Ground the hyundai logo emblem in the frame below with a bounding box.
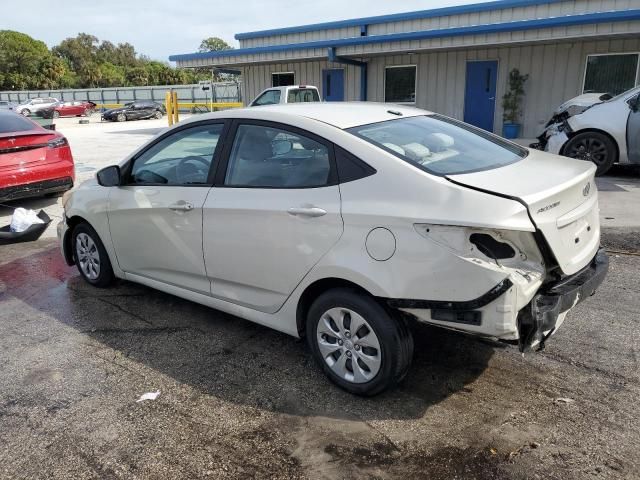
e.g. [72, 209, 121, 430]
[583, 182, 591, 197]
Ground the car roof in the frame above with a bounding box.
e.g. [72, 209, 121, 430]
[185, 102, 431, 129]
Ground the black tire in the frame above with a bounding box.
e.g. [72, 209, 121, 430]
[306, 288, 413, 396]
[563, 131, 617, 176]
[71, 222, 115, 288]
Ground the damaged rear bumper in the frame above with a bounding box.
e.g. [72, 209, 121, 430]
[518, 248, 609, 351]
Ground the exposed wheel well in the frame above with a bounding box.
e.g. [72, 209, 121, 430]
[563, 128, 620, 162]
[62, 215, 90, 265]
[295, 278, 375, 337]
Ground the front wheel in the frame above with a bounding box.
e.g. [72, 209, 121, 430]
[154, 111, 163, 119]
[563, 131, 616, 176]
[52, 111, 60, 119]
[72, 223, 115, 288]
[116, 113, 126, 122]
[306, 288, 413, 396]
[21, 109, 30, 116]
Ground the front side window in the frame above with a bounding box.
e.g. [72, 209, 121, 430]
[287, 88, 320, 103]
[584, 54, 639, 95]
[130, 123, 223, 185]
[272, 72, 295, 87]
[385, 66, 416, 103]
[253, 90, 281, 106]
[225, 124, 330, 188]
[348, 115, 526, 176]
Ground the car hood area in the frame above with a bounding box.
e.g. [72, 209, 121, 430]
[553, 92, 609, 115]
[447, 150, 599, 276]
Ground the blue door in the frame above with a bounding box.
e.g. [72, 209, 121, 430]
[322, 69, 344, 101]
[464, 61, 498, 132]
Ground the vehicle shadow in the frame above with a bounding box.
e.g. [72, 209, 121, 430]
[0, 241, 499, 421]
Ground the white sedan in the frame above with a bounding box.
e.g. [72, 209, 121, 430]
[58, 103, 608, 395]
[536, 86, 640, 175]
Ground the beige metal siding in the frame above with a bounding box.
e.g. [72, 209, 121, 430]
[241, 61, 361, 105]
[237, 0, 640, 49]
[367, 37, 640, 137]
[337, 20, 640, 57]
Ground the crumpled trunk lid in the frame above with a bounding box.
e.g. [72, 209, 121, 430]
[447, 150, 600, 275]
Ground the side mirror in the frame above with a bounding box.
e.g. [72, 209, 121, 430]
[272, 139, 293, 156]
[97, 165, 121, 187]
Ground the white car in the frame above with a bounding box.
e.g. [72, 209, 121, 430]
[14, 97, 60, 116]
[535, 86, 640, 175]
[249, 85, 320, 106]
[58, 103, 608, 395]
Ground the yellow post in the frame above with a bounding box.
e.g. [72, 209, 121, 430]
[172, 91, 179, 124]
[165, 91, 173, 127]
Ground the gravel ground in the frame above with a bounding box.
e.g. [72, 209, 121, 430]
[0, 228, 639, 480]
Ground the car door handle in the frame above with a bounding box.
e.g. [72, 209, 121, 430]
[169, 201, 194, 212]
[287, 207, 327, 217]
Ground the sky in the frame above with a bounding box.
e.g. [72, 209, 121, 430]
[0, 0, 480, 62]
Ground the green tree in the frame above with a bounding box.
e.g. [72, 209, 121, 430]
[198, 37, 233, 53]
[0, 30, 64, 89]
[97, 62, 126, 87]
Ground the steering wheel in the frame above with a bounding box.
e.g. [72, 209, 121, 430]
[176, 156, 210, 184]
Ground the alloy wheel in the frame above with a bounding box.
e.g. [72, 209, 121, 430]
[316, 307, 382, 383]
[566, 137, 609, 166]
[76, 233, 100, 280]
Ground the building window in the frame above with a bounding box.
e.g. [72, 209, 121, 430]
[384, 65, 416, 103]
[272, 72, 295, 87]
[583, 54, 639, 95]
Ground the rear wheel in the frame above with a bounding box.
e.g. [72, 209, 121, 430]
[154, 111, 163, 119]
[116, 113, 126, 122]
[72, 223, 115, 288]
[563, 131, 616, 176]
[306, 288, 413, 396]
[84, 108, 94, 116]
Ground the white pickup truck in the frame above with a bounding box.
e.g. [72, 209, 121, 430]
[249, 85, 320, 107]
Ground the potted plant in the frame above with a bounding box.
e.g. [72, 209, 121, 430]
[502, 68, 529, 139]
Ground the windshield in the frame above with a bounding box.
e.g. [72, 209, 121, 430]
[609, 85, 640, 103]
[348, 115, 527, 176]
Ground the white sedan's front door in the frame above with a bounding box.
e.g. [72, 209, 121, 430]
[108, 122, 225, 294]
[203, 121, 343, 313]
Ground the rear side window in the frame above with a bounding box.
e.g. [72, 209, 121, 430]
[253, 90, 281, 106]
[287, 89, 320, 103]
[0, 112, 37, 133]
[348, 115, 526, 176]
[335, 146, 376, 183]
[224, 124, 331, 188]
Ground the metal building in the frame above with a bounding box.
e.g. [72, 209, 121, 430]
[170, 0, 640, 137]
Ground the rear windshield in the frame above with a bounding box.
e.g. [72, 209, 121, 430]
[0, 112, 37, 134]
[287, 88, 320, 103]
[347, 114, 527, 176]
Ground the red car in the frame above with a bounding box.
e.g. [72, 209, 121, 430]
[0, 110, 75, 202]
[38, 101, 96, 119]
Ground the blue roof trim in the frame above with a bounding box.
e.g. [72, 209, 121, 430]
[234, 0, 565, 40]
[170, 10, 640, 63]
